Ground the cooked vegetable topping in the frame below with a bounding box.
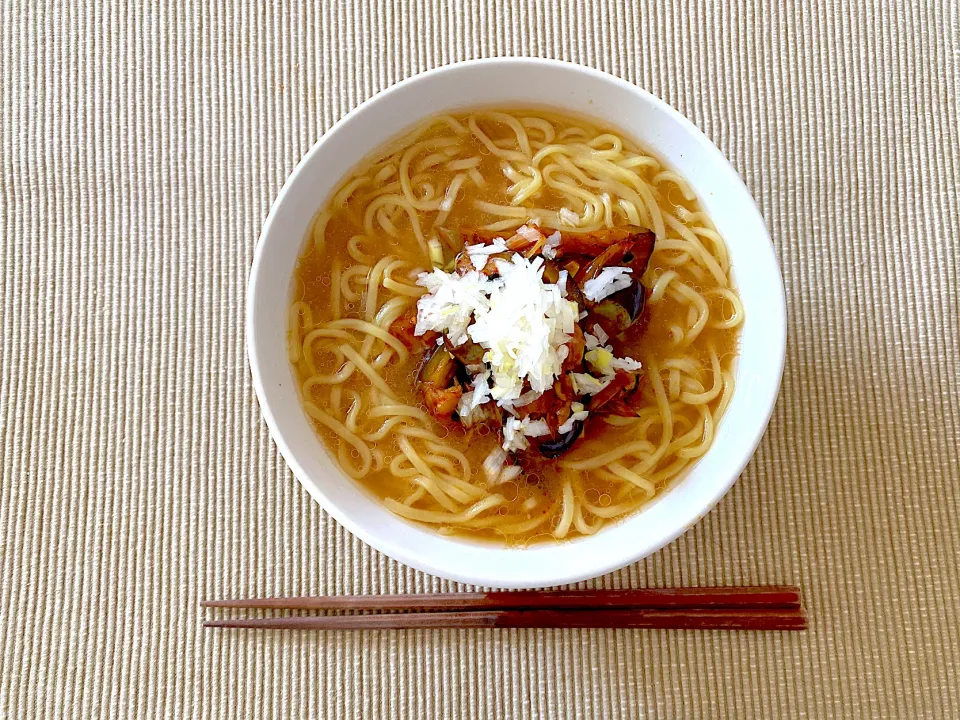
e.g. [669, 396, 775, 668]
[396, 225, 657, 457]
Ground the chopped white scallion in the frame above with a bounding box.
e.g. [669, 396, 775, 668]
[570, 372, 612, 396]
[582, 266, 633, 302]
[522, 419, 551, 437]
[467, 238, 508, 257]
[502, 417, 529, 452]
[610, 355, 643, 372]
[583, 344, 643, 387]
[542, 231, 562, 259]
[558, 407, 589, 434]
[501, 391, 539, 417]
[466, 253, 577, 401]
[516, 224, 543, 244]
[494, 465, 523, 485]
[559, 208, 579, 226]
[482, 446, 508, 481]
[502, 416, 552, 452]
[415, 268, 492, 346]
[585, 347, 615, 374]
[457, 371, 492, 421]
[466, 238, 507, 272]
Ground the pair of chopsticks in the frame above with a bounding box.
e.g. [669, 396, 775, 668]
[202, 586, 806, 631]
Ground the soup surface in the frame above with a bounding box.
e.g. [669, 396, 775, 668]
[289, 109, 743, 545]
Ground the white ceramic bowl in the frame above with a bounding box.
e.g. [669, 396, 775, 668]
[248, 58, 785, 588]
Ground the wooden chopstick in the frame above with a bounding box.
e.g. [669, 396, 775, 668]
[201, 586, 801, 612]
[204, 607, 807, 631]
[202, 586, 806, 632]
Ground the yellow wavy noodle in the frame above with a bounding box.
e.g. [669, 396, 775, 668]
[289, 109, 743, 545]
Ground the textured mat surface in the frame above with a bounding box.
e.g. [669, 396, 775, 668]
[2, 1, 959, 717]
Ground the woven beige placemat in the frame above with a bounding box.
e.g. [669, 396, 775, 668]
[2, 1, 959, 717]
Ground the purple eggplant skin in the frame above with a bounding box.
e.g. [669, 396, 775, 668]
[444, 336, 485, 366]
[591, 300, 632, 336]
[418, 344, 458, 387]
[612, 279, 646, 320]
[589, 279, 646, 337]
[538, 420, 585, 458]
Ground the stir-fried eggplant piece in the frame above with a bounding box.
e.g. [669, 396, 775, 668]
[601, 396, 645, 417]
[515, 387, 570, 434]
[576, 231, 656, 338]
[436, 227, 459, 253]
[621, 235, 657, 276]
[444, 336, 485, 366]
[563, 270, 589, 311]
[551, 374, 576, 433]
[612, 280, 646, 320]
[422, 384, 462, 419]
[389, 305, 438, 349]
[419, 345, 458, 385]
[513, 375, 577, 437]
[590, 300, 633, 337]
[589, 279, 648, 337]
[557, 228, 654, 258]
[609, 286, 653, 343]
[538, 420, 584, 458]
[540, 258, 561, 284]
[597, 370, 647, 416]
[589, 370, 642, 413]
[513, 388, 555, 421]
[574, 239, 634, 286]
[614, 371, 645, 415]
[418, 345, 463, 420]
[574, 232, 654, 283]
[573, 230, 656, 286]
[562, 324, 586, 372]
[616, 235, 655, 316]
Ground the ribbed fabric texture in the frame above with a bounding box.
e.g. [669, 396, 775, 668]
[2, 1, 959, 717]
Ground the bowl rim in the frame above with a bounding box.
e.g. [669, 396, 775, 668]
[247, 57, 786, 588]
